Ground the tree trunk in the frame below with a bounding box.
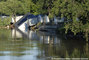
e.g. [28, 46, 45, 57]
[85, 29, 88, 42]
[13, 13, 16, 24]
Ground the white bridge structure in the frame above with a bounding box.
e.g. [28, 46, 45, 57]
[13, 13, 65, 32]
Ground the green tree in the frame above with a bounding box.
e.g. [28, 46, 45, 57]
[21, 0, 37, 15]
[0, 0, 24, 23]
[51, 0, 89, 41]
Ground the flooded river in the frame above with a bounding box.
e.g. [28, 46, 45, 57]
[0, 29, 89, 60]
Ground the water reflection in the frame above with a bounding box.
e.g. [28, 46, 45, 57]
[11, 28, 60, 45]
[11, 29, 22, 39]
[0, 29, 88, 60]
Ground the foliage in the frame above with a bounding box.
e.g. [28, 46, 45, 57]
[0, 16, 11, 26]
[0, 0, 89, 40]
[52, 0, 89, 40]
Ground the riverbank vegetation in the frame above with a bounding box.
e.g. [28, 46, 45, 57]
[0, 0, 89, 41]
[0, 16, 11, 28]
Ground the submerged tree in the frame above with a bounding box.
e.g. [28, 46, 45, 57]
[51, 0, 89, 41]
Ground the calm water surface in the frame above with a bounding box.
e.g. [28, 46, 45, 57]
[0, 29, 89, 60]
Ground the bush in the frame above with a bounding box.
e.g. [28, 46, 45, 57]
[0, 16, 11, 26]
